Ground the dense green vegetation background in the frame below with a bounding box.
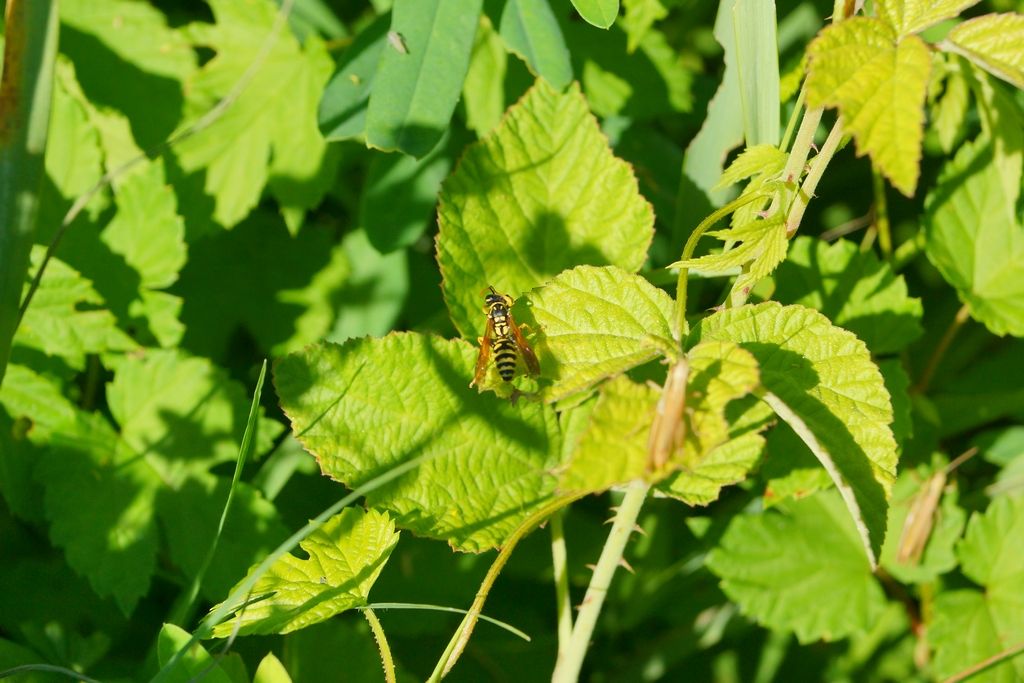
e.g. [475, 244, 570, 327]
[2, 0, 1024, 681]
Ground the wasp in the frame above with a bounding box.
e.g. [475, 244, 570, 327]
[470, 286, 540, 387]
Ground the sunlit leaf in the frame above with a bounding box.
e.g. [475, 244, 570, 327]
[275, 334, 561, 551]
[437, 80, 654, 337]
[175, 0, 336, 229]
[523, 265, 676, 402]
[806, 17, 931, 196]
[693, 302, 898, 564]
[944, 12, 1024, 90]
[211, 508, 398, 636]
[876, 0, 982, 37]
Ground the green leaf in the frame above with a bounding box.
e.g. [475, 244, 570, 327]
[680, 0, 744, 210]
[177, 215, 350, 359]
[714, 144, 788, 191]
[15, 248, 136, 369]
[558, 376, 656, 492]
[930, 590, 1024, 683]
[976, 426, 1024, 498]
[806, 17, 931, 196]
[707, 489, 888, 643]
[733, 0, 780, 146]
[559, 341, 762, 500]
[499, 0, 573, 89]
[876, 0, 982, 37]
[692, 302, 898, 565]
[59, 0, 197, 148]
[365, 0, 482, 157]
[524, 265, 676, 402]
[930, 496, 1024, 682]
[157, 623, 234, 683]
[571, 0, 620, 29]
[274, 334, 561, 551]
[773, 236, 923, 354]
[107, 349, 281, 487]
[361, 140, 452, 254]
[661, 430, 765, 506]
[158, 475, 289, 602]
[318, 13, 389, 141]
[35, 412, 160, 614]
[437, 80, 654, 338]
[932, 340, 1024, 437]
[462, 15, 507, 135]
[761, 422, 834, 507]
[254, 652, 292, 683]
[211, 508, 399, 637]
[944, 13, 1024, 90]
[174, 0, 336, 228]
[878, 461, 966, 584]
[925, 140, 1024, 337]
[621, 0, 668, 53]
[671, 215, 789, 298]
[930, 58, 971, 154]
[327, 228, 407, 342]
[565, 19, 693, 121]
[102, 160, 186, 292]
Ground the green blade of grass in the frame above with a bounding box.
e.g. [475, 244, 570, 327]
[167, 360, 269, 627]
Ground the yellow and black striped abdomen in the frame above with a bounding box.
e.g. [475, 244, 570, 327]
[493, 336, 518, 381]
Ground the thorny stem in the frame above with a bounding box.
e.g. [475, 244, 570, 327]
[363, 608, 397, 683]
[552, 358, 690, 682]
[550, 510, 574, 654]
[785, 118, 844, 237]
[429, 493, 586, 681]
[550, 481, 651, 683]
[913, 304, 971, 395]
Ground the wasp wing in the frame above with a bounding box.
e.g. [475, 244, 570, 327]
[470, 317, 495, 387]
[507, 312, 540, 377]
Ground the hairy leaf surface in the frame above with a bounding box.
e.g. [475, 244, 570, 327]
[692, 302, 898, 564]
[774, 237, 923, 353]
[211, 508, 398, 636]
[524, 265, 676, 402]
[437, 81, 654, 338]
[806, 17, 930, 195]
[275, 334, 561, 551]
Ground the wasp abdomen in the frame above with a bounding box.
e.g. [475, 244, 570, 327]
[493, 337, 518, 381]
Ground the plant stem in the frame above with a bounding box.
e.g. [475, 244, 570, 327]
[941, 640, 1024, 683]
[550, 510, 574, 653]
[785, 118, 844, 237]
[913, 303, 971, 394]
[872, 169, 892, 258]
[363, 608, 397, 683]
[674, 192, 767, 331]
[430, 494, 585, 681]
[551, 481, 651, 683]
